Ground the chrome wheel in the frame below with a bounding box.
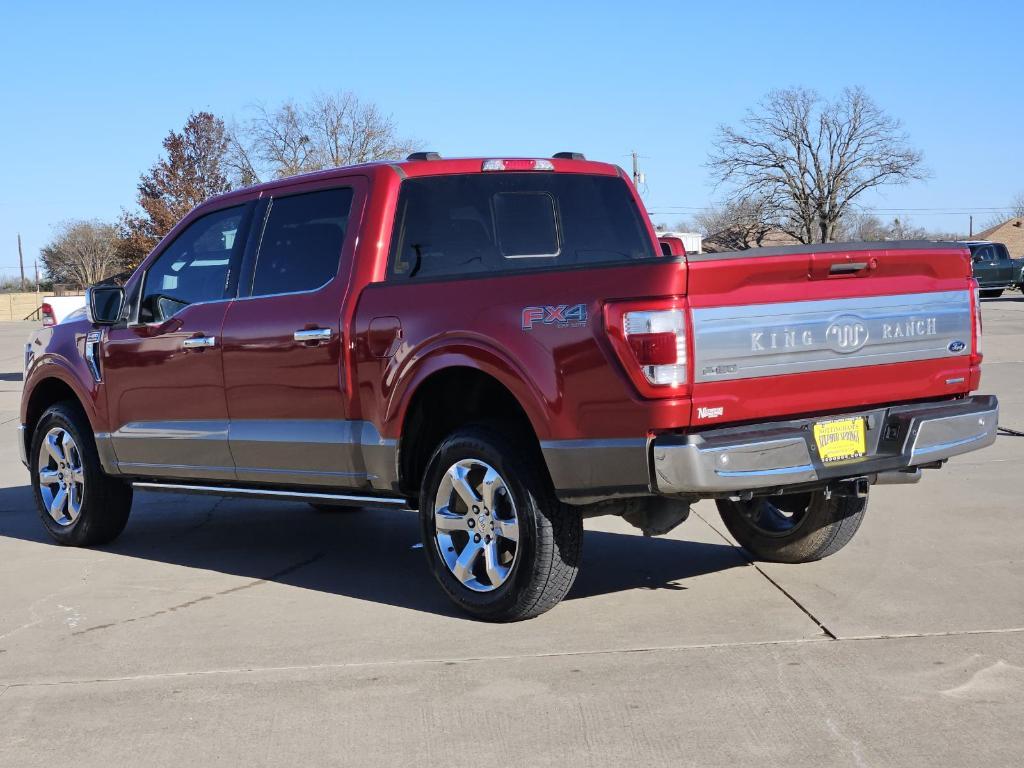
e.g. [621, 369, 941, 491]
[432, 459, 520, 592]
[737, 493, 812, 537]
[37, 427, 85, 527]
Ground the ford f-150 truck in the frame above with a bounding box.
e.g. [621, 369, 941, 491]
[19, 153, 999, 621]
[966, 240, 1018, 297]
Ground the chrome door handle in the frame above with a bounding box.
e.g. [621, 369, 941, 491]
[294, 328, 333, 342]
[182, 336, 216, 349]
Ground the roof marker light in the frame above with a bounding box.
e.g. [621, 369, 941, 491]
[481, 159, 555, 172]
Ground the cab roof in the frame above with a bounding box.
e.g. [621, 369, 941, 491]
[208, 156, 625, 206]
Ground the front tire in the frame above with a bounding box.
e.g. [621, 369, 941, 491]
[716, 490, 866, 564]
[979, 289, 1003, 298]
[30, 402, 133, 547]
[419, 426, 582, 621]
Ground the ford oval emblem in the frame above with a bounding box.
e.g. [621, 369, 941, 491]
[948, 340, 966, 353]
[824, 316, 869, 354]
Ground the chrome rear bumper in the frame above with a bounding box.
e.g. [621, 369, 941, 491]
[652, 395, 999, 495]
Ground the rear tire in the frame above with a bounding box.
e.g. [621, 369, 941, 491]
[30, 402, 133, 547]
[716, 490, 866, 564]
[979, 289, 1003, 298]
[419, 426, 581, 621]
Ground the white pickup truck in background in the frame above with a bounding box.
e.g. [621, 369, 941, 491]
[40, 295, 87, 326]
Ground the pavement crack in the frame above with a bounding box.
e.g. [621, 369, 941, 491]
[7, 628, 1024, 690]
[71, 552, 326, 637]
[694, 509, 838, 640]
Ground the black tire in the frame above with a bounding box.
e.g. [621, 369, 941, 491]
[30, 402, 133, 547]
[419, 426, 582, 621]
[716, 490, 866, 564]
[979, 289, 1003, 298]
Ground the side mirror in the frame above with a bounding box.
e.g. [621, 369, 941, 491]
[86, 285, 125, 325]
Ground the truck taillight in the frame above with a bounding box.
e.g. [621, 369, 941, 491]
[481, 159, 555, 172]
[970, 278, 983, 365]
[624, 310, 687, 386]
[605, 300, 690, 397]
[41, 302, 54, 327]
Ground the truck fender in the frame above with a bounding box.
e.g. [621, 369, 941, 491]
[384, 339, 554, 443]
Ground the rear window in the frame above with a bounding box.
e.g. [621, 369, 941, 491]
[388, 173, 657, 279]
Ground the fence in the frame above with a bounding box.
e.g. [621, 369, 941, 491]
[0, 292, 47, 321]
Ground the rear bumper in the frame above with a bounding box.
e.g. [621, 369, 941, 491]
[543, 395, 999, 503]
[651, 395, 998, 495]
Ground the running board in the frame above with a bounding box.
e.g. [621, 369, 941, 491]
[132, 482, 409, 508]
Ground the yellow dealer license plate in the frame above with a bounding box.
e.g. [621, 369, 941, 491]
[813, 418, 866, 463]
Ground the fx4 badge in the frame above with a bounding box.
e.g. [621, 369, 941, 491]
[521, 304, 588, 330]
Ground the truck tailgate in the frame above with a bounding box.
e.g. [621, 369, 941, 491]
[685, 243, 977, 426]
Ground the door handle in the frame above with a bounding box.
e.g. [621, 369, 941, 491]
[294, 328, 333, 343]
[182, 336, 216, 350]
[829, 261, 869, 274]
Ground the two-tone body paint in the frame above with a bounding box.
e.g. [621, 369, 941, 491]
[21, 156, 983, 489]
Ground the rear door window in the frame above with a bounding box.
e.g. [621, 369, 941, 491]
[250, 187, 354, 297]
[389, 173, 656, 279]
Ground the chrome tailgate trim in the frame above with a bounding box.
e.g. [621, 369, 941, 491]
[692, 290, 972, 383]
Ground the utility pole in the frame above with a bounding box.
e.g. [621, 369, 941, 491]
[17, 233, 25, 289]
[631, 151, 640, 188]
[969, 215, 973, 238]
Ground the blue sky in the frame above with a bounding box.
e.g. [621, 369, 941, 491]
[1, 0, 1022, 275]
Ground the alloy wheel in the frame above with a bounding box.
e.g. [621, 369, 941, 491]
[432, 459, 520, 592]
[37, 427, 85, 527]
[739, 493, 812, 537]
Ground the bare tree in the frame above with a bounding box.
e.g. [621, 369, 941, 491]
[1010, 192, 1024, 219]
[840, 212, 930, 242]
[653, 219, 694, 233]
[41, 220, 125, 287]
[708, 87, 927, 244]
[695, 196, 780, 251]
[227, 91, 418, 183]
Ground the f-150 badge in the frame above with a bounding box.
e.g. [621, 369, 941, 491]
[521, 304, 588, 330]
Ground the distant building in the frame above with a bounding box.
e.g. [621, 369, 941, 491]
[974, 217, 1024, 258]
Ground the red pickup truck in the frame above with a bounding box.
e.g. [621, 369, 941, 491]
[20, 154, 999, 621]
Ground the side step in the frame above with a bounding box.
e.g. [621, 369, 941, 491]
[132, 482, 409, 508]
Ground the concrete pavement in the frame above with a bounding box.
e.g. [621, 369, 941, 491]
[1, 297, 1023, 767]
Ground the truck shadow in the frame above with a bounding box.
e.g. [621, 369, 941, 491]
[982, 292, 1024, 303]
[0, 485, 745, 619]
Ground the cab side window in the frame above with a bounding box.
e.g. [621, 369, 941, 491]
[140, 206, 246, 322]
[973, 245, 995, 262]
[250, 188, 354, 297]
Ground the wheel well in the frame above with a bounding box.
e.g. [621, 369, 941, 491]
[398, 367, 543, 500]
[24, 378, 84, 450]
